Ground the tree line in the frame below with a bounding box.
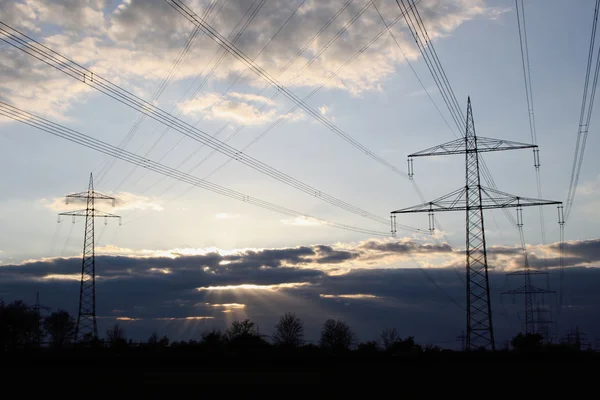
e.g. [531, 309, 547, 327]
[0, 298, 592, 354]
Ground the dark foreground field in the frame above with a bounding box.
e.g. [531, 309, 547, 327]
[3, 351, 599, 385]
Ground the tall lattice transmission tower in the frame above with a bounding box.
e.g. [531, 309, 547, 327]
[58, 173, 120, 342]
[391, 97, 562, 350]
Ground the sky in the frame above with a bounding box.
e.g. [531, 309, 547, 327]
[0, 0, 599, 348]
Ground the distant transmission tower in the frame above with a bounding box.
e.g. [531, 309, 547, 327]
[502, 253, 555, 339]
[391, 97, 562, 350]
[58, 173, 121, 342]
[29, 292, 51, 347]
[533, 301, 556, 342]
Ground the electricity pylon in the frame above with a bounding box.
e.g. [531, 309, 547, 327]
[29, 292, 51, 347]
[502, 253, 555, 337]
[58, 173, 120, 342]
[391, 97, 562, 351]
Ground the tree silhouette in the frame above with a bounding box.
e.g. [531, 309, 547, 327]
[387, 336, 422, 355]
[226, 319, 269, 352]
[379, 327, 400, 351]
[106, 323, 127, 348]
[148, 331, 169, 348]
[319, 319, 356, 353]
[357, 340, 379, 354]
[511, 332, 543, 352]
[0, 300, 41, 350]
[44, 310, 75, 348]
[272, 312, 304, 348]
[226, 319, 259, 340]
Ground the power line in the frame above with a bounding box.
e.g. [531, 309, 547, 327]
[0, 21, 403, 229]
[130, 0, 386, 203]
[0, 100, 410, 237]
[370, 0, 456, 137]
[111, 0, 266, 191]
[397, 0, 520, 231]
[514, 0, 549, 263]
[95, 0, 223, 185]
[564, 0, 600, 221]
[121, 0, 311, 199]
[164, 0, 413, 179]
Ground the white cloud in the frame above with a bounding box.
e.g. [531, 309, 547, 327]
[577, 174, 600, 196]
[178, 92, 279, 125]
[319, 105, 329, 115]
[320, 293, 381, 299]
[280, 216, 325, 226]
[196, 282, 312, 291]
[0, 0, 507, 119]
[215, 213, 240, 219]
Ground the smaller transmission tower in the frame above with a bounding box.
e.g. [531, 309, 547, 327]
[501, 253, 555, 338]
[58, 173, 120, 342]
[29, 292, 51, 347]
[391, 97, 562, 351]
[533, 301, 555, 342]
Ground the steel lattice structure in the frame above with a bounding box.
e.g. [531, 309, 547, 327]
[392, 97, 562, 351]
[58, 173, 120, 342]
[502, 256, 555, 338]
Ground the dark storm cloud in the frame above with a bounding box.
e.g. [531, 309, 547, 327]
[549, 238, 600, 262]
[524, 254, 584, 270]
[2, 252, 600, 347]
[222, 246, 315, 269]
[358, 240, 453, 254]
[313, 245, 359, 264]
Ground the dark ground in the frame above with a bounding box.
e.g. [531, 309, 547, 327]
[3, 351, 598, 385]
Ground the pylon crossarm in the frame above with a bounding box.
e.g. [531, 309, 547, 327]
[409, 137, 536, 158]
[58, 209, 121, 218]
[391, 188, 466, 213]
[480, 186, 562, 209]
[506, 269, 549, 276]
[474, 137, 537, 153]
[502, 286, 556, 295]
[66, 191, 116, 202]
[409, 138, 466, 157]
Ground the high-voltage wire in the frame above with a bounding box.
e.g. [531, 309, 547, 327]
[0, 22, 399, 228]
[122, 0, 312, 197]
[96, 0, 223, 185]
[165, 0, 414, 179]
[119, 0, 430, 224]
[515, 0, 548, 264]
[112, 0, 266, 192]
[0, 101, 415, 236]
[134, 0, 388, 202]
[565, 0, 600, 221]
[397, 0, 519, 230]
[128, 0, 437, 225]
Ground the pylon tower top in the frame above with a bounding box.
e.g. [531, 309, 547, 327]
[391, 97, 562, 351]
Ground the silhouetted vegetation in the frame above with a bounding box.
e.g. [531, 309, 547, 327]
[272, 312, 304, 349]
[1, 297, 598, 366]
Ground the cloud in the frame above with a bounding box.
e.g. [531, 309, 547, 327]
[177, 92, 279, 125]
[154, 316, 214, 321]
[196, 282, 313, 291]
[0, 0, 509, 119]
[2, 234, 600, 345]
[320, 293, 381, 299]
[206, 303, 246, 309]
[215, 213, 240, 220]
[280, 216, 325, 226]
[577, 174, 600, 196]
[548, 238, 600, 263]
